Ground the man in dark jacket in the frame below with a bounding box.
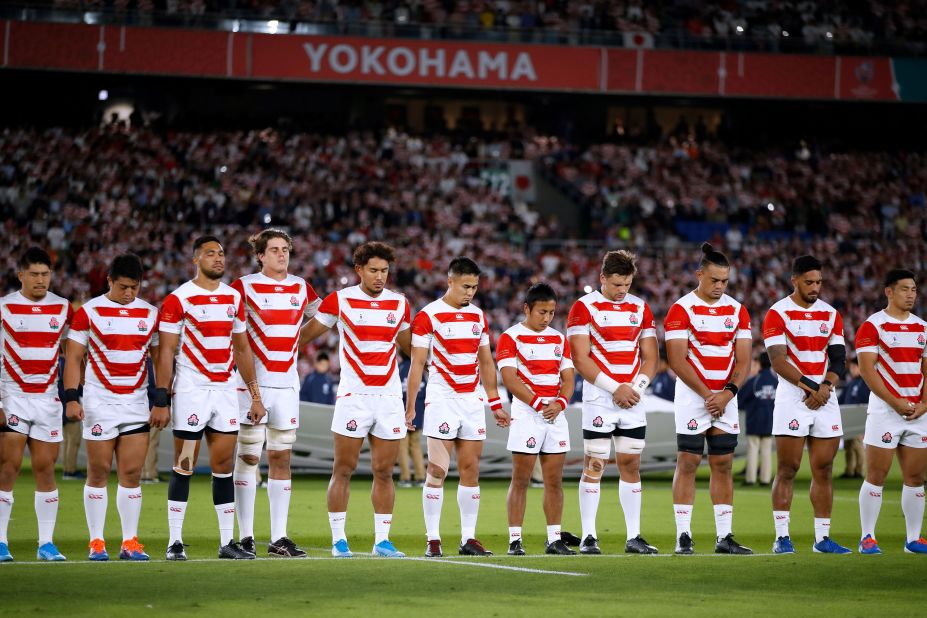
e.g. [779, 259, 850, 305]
[837, 358, 869, 478]
[738, 353, 776, 486]
[300, 352, 335, 405]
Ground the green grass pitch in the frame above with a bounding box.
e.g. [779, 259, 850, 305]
[2, 455, 925, 616]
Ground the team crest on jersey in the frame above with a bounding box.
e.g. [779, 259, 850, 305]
[91, 424, 103, 437]
[49, 316, 60, 330]
[526, 437, 537, 448]
[592, 416, 604, 428]
[882, 432, 892, 444]
[819, 323, 829, 335]
[137, 320, 148, 332]
[723, 317, 734, 330]
[438, 422, 450, 435]
[226, 306, 235, 318]
[687, 419, 698, 431]
[386, 312, 397, 325]
[788, 419, 800, 431]
[554, 345, 562, 358]
[472, 323, 480, 336]
[290, 295, 299, 307]
[187, 414, 200, 427]
[919, 334, 926, 346]
[6, 414, 19, 427]
[629, 313, 639, 325]
[346, 419, 358, 432]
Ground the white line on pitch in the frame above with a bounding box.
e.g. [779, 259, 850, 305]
[406, 556, 586, 576]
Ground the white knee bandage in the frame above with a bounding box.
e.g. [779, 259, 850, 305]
[237, 423, 266, 459]
[583, 438, 611, 479]
[174, 439, 198, 474]
[613, 436, 646, 455]
[426, 437, 451, 485]
[266, 427, 297, 451]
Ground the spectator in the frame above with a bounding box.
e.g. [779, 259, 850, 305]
[738, 353, 776, 486]
[650, 351, 676, 402]
[58, 355, 84, 480]
[838, 357, 869, 479]
[141, 358, 163, 483]
[397, 354, 426, 487]
[300, 352, 336, 404]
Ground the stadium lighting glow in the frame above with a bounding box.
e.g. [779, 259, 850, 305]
[263, 214, 272, 224]
[219, 165, 228, 173]
[825, 32, 833, 39]
[735, 26, 744, 34]
[583, 285, 593, 293]
[268, 20, 279, 34]
[767, 202, 775, 211]
[98, 90, 108, 101]
[232, 20, 240, 33]
[340, 277, 349, 285]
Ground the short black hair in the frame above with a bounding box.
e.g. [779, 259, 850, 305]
[759, 352, 771, 370]
[699, 242, 730, 269]
[525, 283, 557, 309]
[885, 268, 916, 288]
[601, 250, 637, 277]
[448, 257, 482, 277]
[193, 235, 222, 254]
[19, 247, 52, 270]
[353, 242, 395, 267]
[316, 351, 330, 363]
[792, 255, 822, 276]
[109, 253, 144, 282]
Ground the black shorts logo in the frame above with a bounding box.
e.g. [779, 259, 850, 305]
[346, 419, 358, 432]
[438, 422, 450, 435]
[91, 424, 103, 437]
[592, 416, 604, 428]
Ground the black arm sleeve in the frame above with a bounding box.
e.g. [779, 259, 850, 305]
[827, 344, 846, 379]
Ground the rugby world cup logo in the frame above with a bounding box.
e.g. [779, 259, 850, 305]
[438, 422, 450, 435]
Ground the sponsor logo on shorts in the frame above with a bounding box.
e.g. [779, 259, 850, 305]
[526, 437, 537, 448]
[819, 323, 829, 335]
[50, 430, 59, 438]
[882, 432, 893, 444]
[478, 428, 486, 435]
[687, 418, 698, 431]
[290, 417, 297, 425]
[922, 436, 927, 443]
[91, 424, 103, 437]
[723, 317, 734, 330]
[49, 317, 60, 330]
[471, 323, 480, 336]
[438, 422, 450, 435]
[788, 419, 800, 431]
[346, 419, 358, 432]
[226, 306, 235, 318]
[832, 425, 840, 431]
[559, 441, 567, 447]
[386, 312, 397, 325]
[137, 320, 148, 332]
[6, 414, 19, 426]
[187, 414, 200, 426]
[290, 295, 299, 307]
[592, 416, 604, 428]
[229, 418, 237, 426]
[393, 427, 401, 434]
[732, 423, 739, 430]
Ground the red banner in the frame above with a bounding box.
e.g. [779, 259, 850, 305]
[0, 20, 901, 101]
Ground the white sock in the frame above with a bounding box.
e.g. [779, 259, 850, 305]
[35, 490, 59, 545]
[814, 517, 831, 543]
[0, 490, 12, 544]
[619, 480, 642, 540]
[423, 485, 444, 541]
[674, 504, 693, 537]
[859, 481, 883, 539]
[214, 503, 235, 546]
[458, 485, 480, 543]
[374, 513, 392, 544]
[773, 510, 790, 538]
[84, 485, 108, 541]
[168, 500, 187, 545]
[902, 484, 925, 543]
[546, 524, 561, 544]
[117, 486, 142, 542]
[714, 504, 733, 540]
[268, 479, 291, 542]
[233, 462, 257, 541]
[508, 526, 522, 544]
[579, 481, 601, 539]
[329, 511, 347, 544]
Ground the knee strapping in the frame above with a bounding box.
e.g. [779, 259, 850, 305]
[266, 427, 296, 452]
[583, 438, 611, 479]
[426, 437, 451, 485]
[706, 432, 738, 456]
[237, 424, 265, 461]
[677, 433, 706, 455]
[613, 436, 646, 455]
[174, 439, 198, 474]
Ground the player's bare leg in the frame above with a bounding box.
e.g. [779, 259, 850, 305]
[114, 433, 149, 560]
[327, 433, 361, 555]
[771, 435, 805, 548]
[422, 438, 452, 556]
[0, 432, 28, 558]
[806, 436, 848, 552]
[506, 452, 535, 555]
[455, 439, 489, 555]
[369, 435, 403, 556]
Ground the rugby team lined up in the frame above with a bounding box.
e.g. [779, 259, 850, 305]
[0, 231, 925, 563]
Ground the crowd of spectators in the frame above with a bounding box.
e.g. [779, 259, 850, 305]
[2, 124, 926, 382]
[8, 1, 924, 55]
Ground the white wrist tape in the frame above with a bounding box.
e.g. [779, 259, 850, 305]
[594, 372, 621, 395]
[631, 374, 650, 395]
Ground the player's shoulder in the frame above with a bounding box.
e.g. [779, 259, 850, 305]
[36, 290, 70, 306]
[767, 296, 792, 312]
[811, 298, 839, 314]
[670, 290, 698, 309]
[862, 309, 887, 326]
[719, 293, 744, 309]
[500, 322, 526, 338]
[911, 312, 927, 328]
[418, 298, 445, 314]
[543, 325, 567, 340]
[572, 290, 599, 307]
[130, 296, 158, 312]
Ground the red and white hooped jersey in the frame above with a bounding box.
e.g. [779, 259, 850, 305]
[664, 291, 752, 392]
[159, 281, 246, 390]
[855, 310, 927, 404]
[566, 290, 656, 401]
[68, 295, 159, 404]
[411, 299, 489, 401]
[231, 273, 320, 389]
[763, 296, 844, 392]
[0, 291, 72, 396]
[496, 323, 573, 400]
[315, 285, 411, 397]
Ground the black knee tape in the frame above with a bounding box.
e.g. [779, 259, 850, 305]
[119, 424, 151, 437]
[173, 428, 205, 441]
[706, 432, 738, 455]
[676, 433, 706, 455]
[212, 474, 235, 505]
[168, 470, 191, 502]
[614, 426, 647, 439]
